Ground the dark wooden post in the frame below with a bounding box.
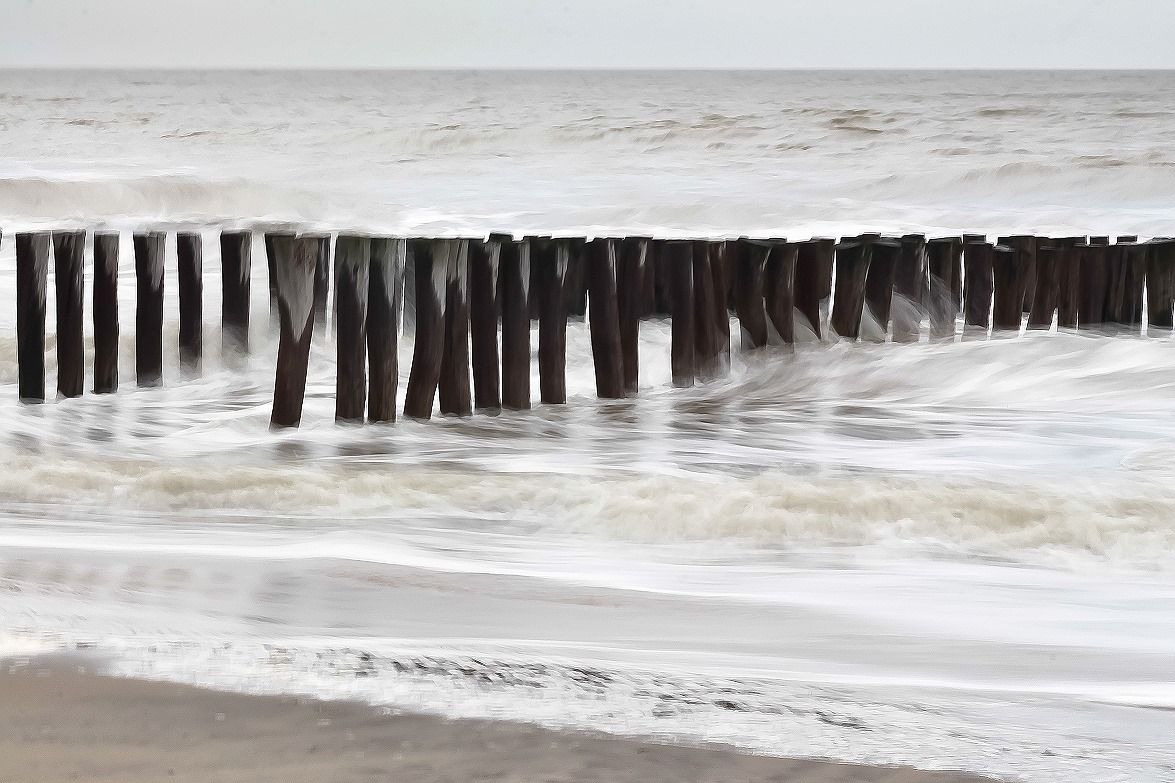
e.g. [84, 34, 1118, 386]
[314, 235, 331, 335]
[469, 237, 502, 412]
[963, 240, 993, 337]
[499, 237, 531, 410]
[763, 240, 797, 346]
[1121, 241, 1147, 332]
[535, 239, 568, 404]
[220, 230, 251, 360]
[270, 236, 318, 429]
[991, 242, 1022, 332]
[439, 240, 472, 417]
[733, 239, 769, 349]
[863, 238, 900, 340]
[585, 238, 625, 398]
[368, 238, 405, 423]
[927, 237, 962, 339]
[52, 231, 85, 398]
[707, 241, 731, 373]
[264, 232, 286, 333]
[93, 232, 120, 394]
[134, 231, 165, 387]
[564, 239, 588, 319]
[334, 235, 370, 423]
[664, 241, 695, 387]
[16, 232, 50, 402]
[795, 239, 834, 339]
[831, 238, 873, 340]
[1077, 242, 1109, 330]
[1147, 239, 1175, 333]
[1055, 237, 1082, 329]
[891, 234, 927, 343]
[616, 237, 647, 394]
[177, 231, 203, 376]
[998, 235, 1037, 324]
[404, 240, 446, 419]
[692, 241, 722, 378]
[1028, 239, 1058, 330]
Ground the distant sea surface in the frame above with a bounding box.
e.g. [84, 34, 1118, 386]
[1, 70, 1174, 783]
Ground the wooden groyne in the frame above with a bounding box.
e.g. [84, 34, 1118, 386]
[6, 230, 1162, 426]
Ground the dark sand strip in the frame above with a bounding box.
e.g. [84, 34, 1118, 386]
[0, 660, 996, 783]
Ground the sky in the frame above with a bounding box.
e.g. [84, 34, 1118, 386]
[1, 0, 1173, 69]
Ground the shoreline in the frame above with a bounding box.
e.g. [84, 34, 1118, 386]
[0, 657, 997, 783]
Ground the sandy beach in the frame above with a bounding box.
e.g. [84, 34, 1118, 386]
[0, 658, 995, 783]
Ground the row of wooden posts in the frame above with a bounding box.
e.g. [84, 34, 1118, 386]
[9, 229, 1169, 427]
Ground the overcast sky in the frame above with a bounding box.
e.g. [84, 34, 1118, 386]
[2, 0, 1172, 69]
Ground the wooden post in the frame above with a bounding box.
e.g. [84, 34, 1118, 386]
[314, 235, 331, 334]
[664, 241, 695, 387]
[1027, 239, 1057, 330]
[368, 238, 405, 423]
[991, 242, 1022, 332]
[469, 237, 502, 412]
[93, 232, 120, 394]
[1077, 242, 1109, 330]
[1055, 237, 1082, 329]
[997, 235, 1037, 322]
[404, 240, 447, 420]
[692, 241, 722, 378]
[52, 231, 85, 398]
[264, 232, 287, 333]
[927, 237, 962, 339]
[499, 236, 531, 410]
[733, 239, 769, 349]
[763, 240, 797, 346]
[891, 234, 927, 343]
[177, 231, 203, 376]
[585, 238, 625, 398]
[134, 231, 165, 387]
[220, 231, 251, 360]
[707, 240, 731, 374]
[535, 239, 568, 404]
[963, 240, 993, 336]
[1147, 239, 1175, 333]
[270, 236, 318, 429]
[831, 238, 873, 340]
[16, 233, 49, 402]
[564, 239, 588, 319]
[616, 237, 647, 394]
[863, 238, 900, 340]
[795, 239, 834, 339]
[439, 240, 472, 417]
[334, 235, 370, 423]
[1121, 241, 1147, 332]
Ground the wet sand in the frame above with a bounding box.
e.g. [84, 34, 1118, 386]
[0, 659, 996, 783]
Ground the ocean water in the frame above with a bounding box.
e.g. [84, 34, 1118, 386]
[2, 70, 1175, 782]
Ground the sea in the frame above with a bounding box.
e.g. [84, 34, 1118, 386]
[1, 70, 1174, 783]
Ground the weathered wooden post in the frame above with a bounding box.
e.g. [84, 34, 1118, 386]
[368, 238, 405, 423]
[220, 230, 251, 360]
[270, 236, 318, 429]
[134, 231, 165, 387]
[794, 238, 834, 338]
[585, 238, 625, 398]
[998, 235, 1037, 324]
[469, 237, 502, 412]
[314, 235, 331, 334]
[439, 239, 472, 417]
[891, 234, 927, 343]
[692, 240, 724, 378]
[962, 240, 994, 337]
[334, 235, 370, 423]
[1147, 239, 1175, 333]
[1055, 237, 1082, 329]
[831, 237, 873, 340]
[991, 242, 1022, 332]
[706, 240, 731, 374]
[16, 232, 49, 402]
[764, 240, 797, 346]
[664, 241, 695, 387]
[1078, 242, 1109, 330]
[564, 239, 588, 319]
[1120, 240, 1147, 332]
[498, 236, 531, 410]
[927, 237, 962, 339]
[616, 237, 648, 394]
[264, 232, 290, 333]
[51, 231, 85, 398]
[733, 239, 769, 349]
[1028, 239, 1057, 329]
[404, 240, 447, 419]
[177, 231, 203, 375]
[93, 232, 120, 394]
[863, 238, 900, 340]
[535, 238, 569, 404]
